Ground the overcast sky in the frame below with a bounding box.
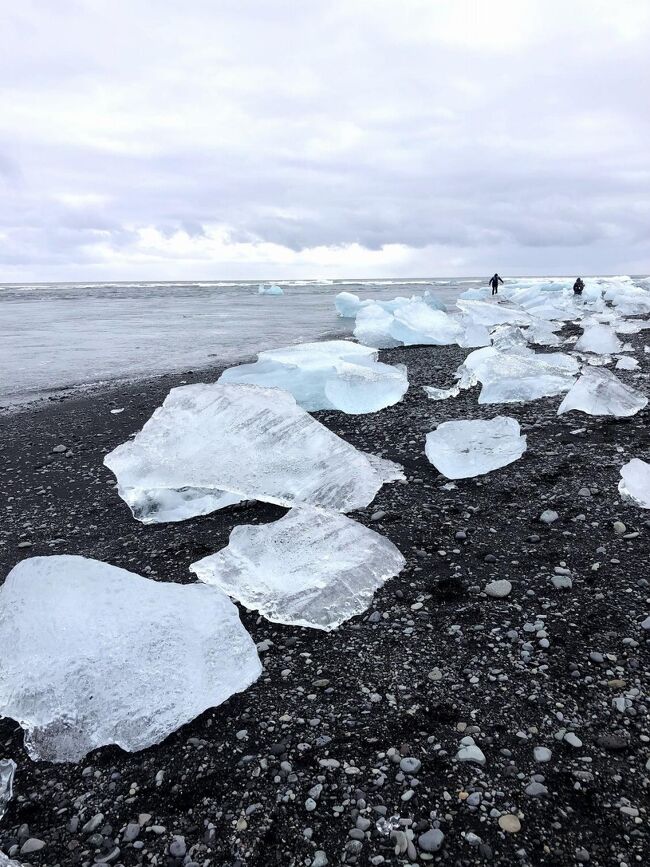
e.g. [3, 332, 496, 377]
[1, 0, 648, 281]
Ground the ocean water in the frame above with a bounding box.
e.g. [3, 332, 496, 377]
[0, 278, 477, 408]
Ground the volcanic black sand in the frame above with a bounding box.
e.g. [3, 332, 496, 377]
[1, 331, 649, 867]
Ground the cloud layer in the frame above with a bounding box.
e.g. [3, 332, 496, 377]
[1, 0, 648, 280]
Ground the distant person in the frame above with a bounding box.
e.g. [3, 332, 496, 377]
[573, 277, 585, 295]
[490, 273, 504, 296]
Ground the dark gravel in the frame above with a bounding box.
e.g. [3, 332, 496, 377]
[1, 330, 649, 867]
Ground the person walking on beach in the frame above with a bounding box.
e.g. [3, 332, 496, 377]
[490, 273, 504, 296]
[573, 277, 585, 296]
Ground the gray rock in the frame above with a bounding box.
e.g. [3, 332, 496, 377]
[525, 781, 548, 797]
[399, 757, 422, 774]
[312, 852, 328, 867]
[418, 828, 445, 852]
[551, 575, 572, 590]
[20, 839, 46, 855]
[539, 510, 559, 524]
[169, 836, 186, 858]
[52, 444, 67, 453]
[484, 579, 512, 598]
[533, 746, 552, 763]
[122, 823, 140, 842]
[83, 814, 105, 834]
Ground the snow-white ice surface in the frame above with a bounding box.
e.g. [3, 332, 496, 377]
[456, 299, 532, 327]
[0, 760, 15, 822]
[104, 383, 403, 523]
[616, 355, 639, 370]
[389, 302, 463, 346]
[618, 459, 650, 508]
[557, 367, 648, 417]
[575, 323, 622, 354]
[190, 506, 405, 631]
[0, 556, 262, 763]
[425, 417, 527, 479]
[353, 304, 402, 348]
[258, 283, 284, 295]
[219, 340, 408, 413]
[455, 347, 579, 404]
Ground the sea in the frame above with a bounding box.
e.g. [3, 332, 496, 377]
[0, 278, 479, 409]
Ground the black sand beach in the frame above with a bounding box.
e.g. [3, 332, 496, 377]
[1, 333, 649, 866]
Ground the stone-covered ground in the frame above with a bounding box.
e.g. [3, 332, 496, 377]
[0, 331, 649, 867]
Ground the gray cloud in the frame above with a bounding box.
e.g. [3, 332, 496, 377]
[0, 0, 648, 279]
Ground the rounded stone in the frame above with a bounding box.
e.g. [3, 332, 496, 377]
[484, 579, 512, 598]
[498, 814, 521, 833]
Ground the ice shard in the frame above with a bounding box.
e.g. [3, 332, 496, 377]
[353, 303, 401, 348]
[618, 459, 650, 508]
[219, 340, 408, 414]
[456, 299, 532, 327]
[575, 323, 622, 354]
[104, 383, 402, 523]
[190, 505, 405, 630]
[615, 355, 639, 370]
[0, 556, 262, 763]
[557, 367, 647, 417]
[258, 283, 284, 295]
[0, 760, 15, 822]
[389, 301, 463, 346]
[425, 416, 527, 479]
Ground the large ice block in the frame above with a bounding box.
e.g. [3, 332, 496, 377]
[425, 416, 527, 479]
[353, 303, 401, 348]
[190, 505, 405, 630]
[104, 383, 402, 523]
[219, 340, 408, 413]
[557, 367, 647, 417]
[389, 301, 463, 346]
[618, 459, 650, 508]
[0, 556, 262, 763]
[456, 299, 532, 327]
[575, 323, 622, 354]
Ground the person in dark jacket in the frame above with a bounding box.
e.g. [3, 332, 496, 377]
[573, 277, 585, 295]
[490, 273, 504, 295]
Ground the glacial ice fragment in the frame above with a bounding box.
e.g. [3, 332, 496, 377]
[353, 303, 401, 348]
[190, 506, 405, 630]
[456, 299, 532, 327]
[618, 459, 650, 508]
[335, 291, 364, 318]
[258, 283, 283, 295]
[423, 384, 461, 401]
[557, 367, 647, 417]
[389, 301, 463, 346]
[219, 340, 408, 413]
[104, 383, 402, 523]
[615, 355, 639, 370]
[0, 556, 262, 763]
[575, 323, 622, 354]
[425, 417, 527, 479]
[0, 760, 15, 822]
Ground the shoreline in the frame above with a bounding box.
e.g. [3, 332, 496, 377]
[1, 331, 649, 866]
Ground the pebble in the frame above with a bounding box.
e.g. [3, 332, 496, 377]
[399, 757, 422, 774]
[456, 737, 486, 766]
[428, 667, 443, 681]
[52, 444, 67, 453]
[498, 814, 521, 833]
[564, 732, 583, 748]
[551, 574, 572, 590]
[533, 746, 552, 763]
[169, 836, 186, 858]
[312, 852, 328, 867]
[613, 521, 626, 535]
[484, 579, 512, 598]
[418, 828, 445, 852]
[20, 839, 46, 855]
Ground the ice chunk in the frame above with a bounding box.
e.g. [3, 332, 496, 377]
[456, 299, 532, 327]
[575, 323, 622, 354]
[0, 556, 262, 763]
[421, 290, 447, 311]
[615, 355, 639, 370]
[335, 291, 363, 317]
[353, 303, 401, 348]
[425, 417, 527, 479]
[618, 459, 650, 508]
[557, 367, 647, 417]
[524, 320, 563, 346]
[190, 506, 405, 630]
[389, 301, 463, 346]
[456, 347, 579, 404]
[457, 320, 492, 348]
[0, 760, 16, 822]
[490, 325, 529, 352]
[104, 383, 401, 523]
[258, 283, 283, 295]
[423, 384, 461, 401]
[219, 340, 408, 414]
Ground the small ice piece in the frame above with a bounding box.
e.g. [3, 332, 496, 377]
[0, 759, 16, 822]
[423, 384, 461, 401]
[104, 383, 402, 523]
[190, 505, 405, 630]
[425, 417, 526, 479]
[258, 283, 284, 295]
[618, 459, 650, 508]
[557, 367, 647, 417]
[524, 320, 563, 346]
[389, 301, 463, 346]
[0, 556, 262, 763]
[456, 736, 486, 765]
[615, 355, 639, 370]
[575, 322, 622, 354]
[335, 291, 364, 318]
[219, 340, 408, 414]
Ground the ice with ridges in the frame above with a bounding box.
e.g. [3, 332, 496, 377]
[0, 556, 262, 763]
[104, 382, 403, 523]
[219, 340, 408, 414]
[557, 367, 647, 417]
[425, 416, 527, 479]
[190, 505, 405, 631]
[618, 459, 650, 508]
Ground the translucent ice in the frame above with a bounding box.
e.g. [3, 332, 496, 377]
[0, 760, 15, 822]
[575, 323, 622, 354]
[104, 383, 402, 523]
[425, 417, 527, 479]
[353, 303, 401, 348]
[389, 301, 463, 346]
[335, 291, 364, 317]
[456, 347, 579, 404]
[456, 299, 532, 327]
[557, 367, 647, 417]
[423, 384, 461, 401]
[615, 355, 639, 370]
[258, 283, 284, 295]
[219, 340, 408, 414]
[0, 556, 262, 763]
[190, 505, 405, 630]
[618, 459, 650, 508]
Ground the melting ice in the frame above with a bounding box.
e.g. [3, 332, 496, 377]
[425, 416, 527, 479]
